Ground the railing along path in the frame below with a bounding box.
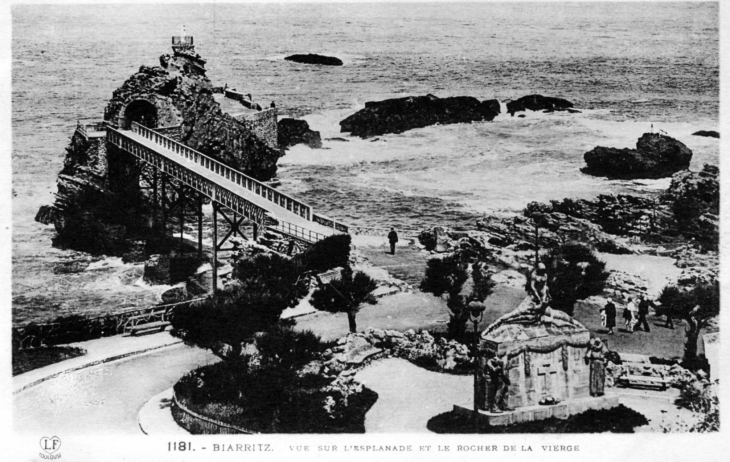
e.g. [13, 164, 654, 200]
[107, 122, 348, 243]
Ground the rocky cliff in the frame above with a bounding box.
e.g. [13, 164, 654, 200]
[37, 43, 283, 255]
[583, 133, 692, 179]
[339, 94, 501, 138]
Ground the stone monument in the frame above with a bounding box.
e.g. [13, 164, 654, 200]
[455, 264, 619, 426]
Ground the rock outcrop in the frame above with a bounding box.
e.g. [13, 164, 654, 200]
[285, 54, 343, 66]
[583, 133, 692, 179]
[663, 164, 719, 249]
[506, 94, 574, 115]
[278, 118, 323, 149]
[37, 40, 283, 256]
[339, 94, 501, 138]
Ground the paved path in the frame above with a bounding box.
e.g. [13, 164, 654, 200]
[354, 358, 470, 432]
[13, 331, 182, 394]
[14, 343, 217, 434]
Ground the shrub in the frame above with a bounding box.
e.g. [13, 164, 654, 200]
[542, 243, 609, 315]
[295, 234, 351, 274]
[310, 267, 378, 333]
[171, 252, 309, 359]
[658, 281, 719, 365]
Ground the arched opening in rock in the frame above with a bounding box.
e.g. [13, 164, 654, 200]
[123, 100, 158, 129]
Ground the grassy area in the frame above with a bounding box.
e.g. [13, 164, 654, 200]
[427, 405, 649, 433]
[12, 346, 87, 376]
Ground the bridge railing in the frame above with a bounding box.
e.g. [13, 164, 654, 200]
[130, 122, 314, 222]
[269, 220, 328, 243]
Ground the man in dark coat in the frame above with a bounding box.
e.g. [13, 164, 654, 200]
[636, 294, 652, 332]
[387, 227, 398, 255]
[603, 298, 617, 335]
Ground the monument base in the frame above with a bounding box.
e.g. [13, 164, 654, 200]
[453, 394, 619, 426]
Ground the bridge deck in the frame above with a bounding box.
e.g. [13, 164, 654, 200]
[120, 129, 340, 241]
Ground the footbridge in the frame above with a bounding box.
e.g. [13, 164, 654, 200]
[106, 122, 349, 288]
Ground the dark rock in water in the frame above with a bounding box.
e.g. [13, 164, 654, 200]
[285, 54, 343, 66]
[278, 118, 323, 149]
[53, 261, 90, 274]
[692, 130, 719, 139]
[326, 137, 350, 142]
[583, 133, 692, 179]
[517, 114, 526, 118]
[340, 94, 501, 138]
[507, 94, 573, 116]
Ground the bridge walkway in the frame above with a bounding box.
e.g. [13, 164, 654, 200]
[107, 123, 344, 243]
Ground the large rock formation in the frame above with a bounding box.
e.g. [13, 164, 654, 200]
[663, 164, 719, 250]
[278, 118, 323, 149]
[285, 54, 343, 66]
[506, 94, 574, 115]
[583, 133, 692, 179]
[37, 40, 283, 255]
[339, 94, 501, 138]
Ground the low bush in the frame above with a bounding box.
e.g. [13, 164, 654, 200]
[13, 346, 87, 375]
[427, 404, 649, 433]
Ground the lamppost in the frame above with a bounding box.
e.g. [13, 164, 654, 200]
[468, 301, 486, 432]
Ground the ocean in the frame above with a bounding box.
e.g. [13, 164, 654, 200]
[11, 2, 719, 324]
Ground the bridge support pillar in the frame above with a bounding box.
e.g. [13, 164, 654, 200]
[198, 196, 203, 261]
[212, 202, 218, 295]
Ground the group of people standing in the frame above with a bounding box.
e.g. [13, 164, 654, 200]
[601, 294, 653, 335]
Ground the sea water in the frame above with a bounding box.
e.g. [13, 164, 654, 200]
[11, 2, 718, 323]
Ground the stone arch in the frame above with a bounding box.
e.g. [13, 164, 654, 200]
[119, 99, 159, 129]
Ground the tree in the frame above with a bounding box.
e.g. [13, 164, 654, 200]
[421, 256, 495, 339]
[658, 281, 719, 366]
[523, 202, 553, 263]
[170, 252, 309, 360]
[542, 243, 609, 315]
[310, 267, 378, 333]
[296, 234, 351, 274]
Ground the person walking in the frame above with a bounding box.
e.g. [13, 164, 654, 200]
[603, 298, 617, 335]
[637, 294, 652, 332]
[387, 227, 399, 255]
[626, 297, 638, 333]
[622, 300, 633, 333]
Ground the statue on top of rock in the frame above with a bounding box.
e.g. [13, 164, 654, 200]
[483, 262, 576, 336]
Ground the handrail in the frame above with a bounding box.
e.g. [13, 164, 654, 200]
[130, 122, 314, 222]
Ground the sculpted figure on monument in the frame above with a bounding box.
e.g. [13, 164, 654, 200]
[485, 352, 512, 413]
[483, 262, 575, 336]
[584, 337, 609, 397]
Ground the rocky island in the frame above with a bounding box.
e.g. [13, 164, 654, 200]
[583, 132, 693, 179]
[285, 53, 343, 66]
[340, 94, 501, 138]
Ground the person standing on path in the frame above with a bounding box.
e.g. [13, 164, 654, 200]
[637, 294, 652, 332]
[626, 297, 638, 333]
[603, 298, 617, 335]
[388, 227, 399, 255]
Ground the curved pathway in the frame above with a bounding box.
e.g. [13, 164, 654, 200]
[14, 344, 217, 434]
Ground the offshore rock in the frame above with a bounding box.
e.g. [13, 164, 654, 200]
[339, 94, 501, 138]
[506, 94, 574, 115]
[583, 133, 692, 179]
[285, 54, 343, 66]
[278, 118, 323, 149]
[692, 130, 719, 138]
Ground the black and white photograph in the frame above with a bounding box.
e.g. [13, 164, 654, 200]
[3, 1, 726, 461]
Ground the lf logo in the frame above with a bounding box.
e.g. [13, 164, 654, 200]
[40, 436, 62, 459]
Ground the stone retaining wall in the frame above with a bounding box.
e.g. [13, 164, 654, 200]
[171, 392, 255, 434]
